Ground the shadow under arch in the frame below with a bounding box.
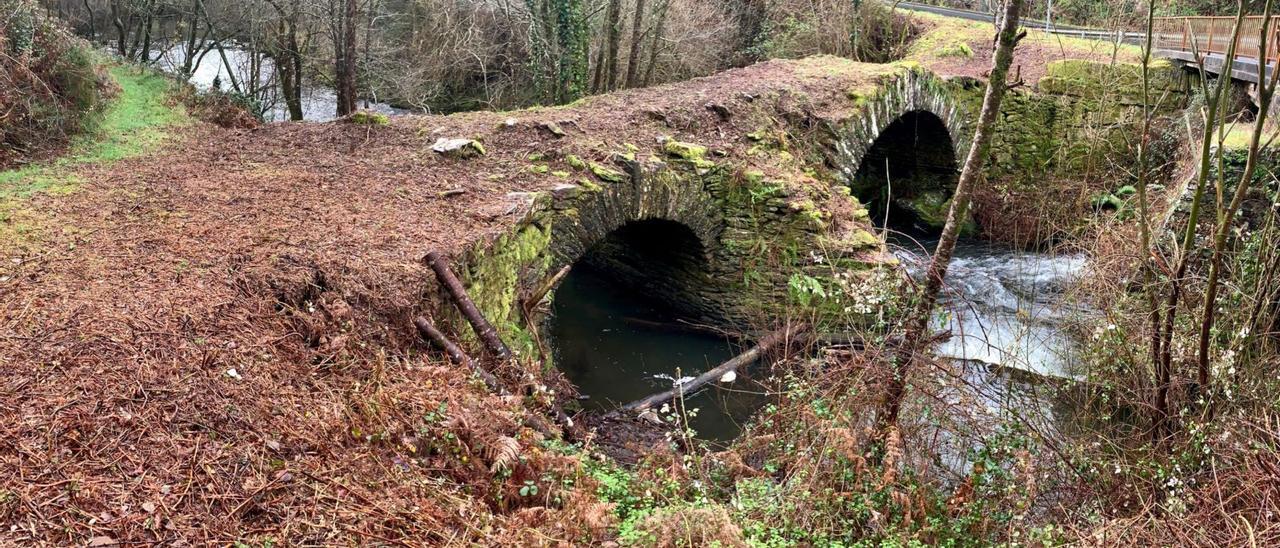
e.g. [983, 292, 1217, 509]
[850, 109, 961, 234]
[567, 218, 715, 320]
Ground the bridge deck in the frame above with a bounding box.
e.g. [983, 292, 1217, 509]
[1156, 15, 1280, 84]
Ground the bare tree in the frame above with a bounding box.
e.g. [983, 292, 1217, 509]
[878, 0, 1026, 431]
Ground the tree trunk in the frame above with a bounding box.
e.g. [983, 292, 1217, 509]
[336, 0, 359, 116]
[640, 0, 669, 87]
[1135, 0, 1169, 441]
[139, 6, 154, 64]
[111, 0, 128, 57]
[83, 0, 96, 42]
[181, 0, 202, 75]
[624, 0, 646, 88]
[602, 0, 623, 90]
[878, 0, 1025, 431]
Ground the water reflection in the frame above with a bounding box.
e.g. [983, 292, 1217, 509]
[548, 264, 766, 442]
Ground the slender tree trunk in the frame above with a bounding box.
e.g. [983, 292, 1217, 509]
[878, 0, 1025, 430]
[1197, 0, 1279, 392]
[336, 0, 359, 116]
[1135, 0, 1169, 440]
[181, 0, 202, 75]
[83, 0, 96, 42]
[624, 0, 646, 88]
[640, 0, 669, 87]
[591, 17, 608, 92]
[1158, 9, 1247, 404]
[111, 0, 128, 57]
[140, 6, 155, 63]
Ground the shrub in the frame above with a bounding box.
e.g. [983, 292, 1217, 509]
[0, 0, 109, 168]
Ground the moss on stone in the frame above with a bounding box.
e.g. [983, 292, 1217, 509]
[847, 228, 882, 249]
[588, 162, 626, 183]
[663, 140, 706, 160]
[566, 154, 587, 170]
[461, 220, 553, 357]
[529, 164, 550, 174]
[1037, 59, 1184, 107]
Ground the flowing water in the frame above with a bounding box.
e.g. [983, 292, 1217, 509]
[548, 232, 1091, 441]
[152, 43, 408, 122]
[888, 234, 1091, 379]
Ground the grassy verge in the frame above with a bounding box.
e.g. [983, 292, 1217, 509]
[0, 65, 187, 248]
[904, 10, 1141, 69]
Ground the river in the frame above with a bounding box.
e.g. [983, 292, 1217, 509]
[151, 43, 408, 122]
[889, 233, 1090, 379]
[548, 231, 1090, 442]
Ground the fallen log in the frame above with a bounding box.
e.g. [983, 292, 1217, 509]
[424, 251, 512, 361]
[413, 316, 501, 391]
[622, 323, 807, 413]
[522, 265, 571, 320]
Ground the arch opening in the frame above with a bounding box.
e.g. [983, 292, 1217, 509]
[548, 218, 757, 441]
[850, 110, 960, 237]
[569, 219, 712, 320]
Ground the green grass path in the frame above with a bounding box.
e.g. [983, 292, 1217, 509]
[0, 65, 188, 199]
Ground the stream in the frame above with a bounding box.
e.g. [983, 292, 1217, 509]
[889, 233, 1091, 379]
[152, 43, 409, 122]
[549, 232, 1091, 442]
[548, 265, 767, 442]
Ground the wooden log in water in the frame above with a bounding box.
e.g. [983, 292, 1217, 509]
[622, 322, 807, 413]
[413, 316, 501, 391]
[621, 316, 745, 340]
[424, 251, 512, 361]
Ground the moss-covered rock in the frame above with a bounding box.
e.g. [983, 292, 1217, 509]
[587, 162, 626, 183]
[349, 110, 389, 125]
[431, 137, 486, 158]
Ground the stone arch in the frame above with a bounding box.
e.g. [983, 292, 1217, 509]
[824, 68, 974, 232]
[829, 68, 972, 195]
[546, 165, 727, 320]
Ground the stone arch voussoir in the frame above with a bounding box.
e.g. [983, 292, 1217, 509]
[829, 68, 972, 187]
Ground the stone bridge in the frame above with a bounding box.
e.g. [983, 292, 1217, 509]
[450, 57, 978, 346]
